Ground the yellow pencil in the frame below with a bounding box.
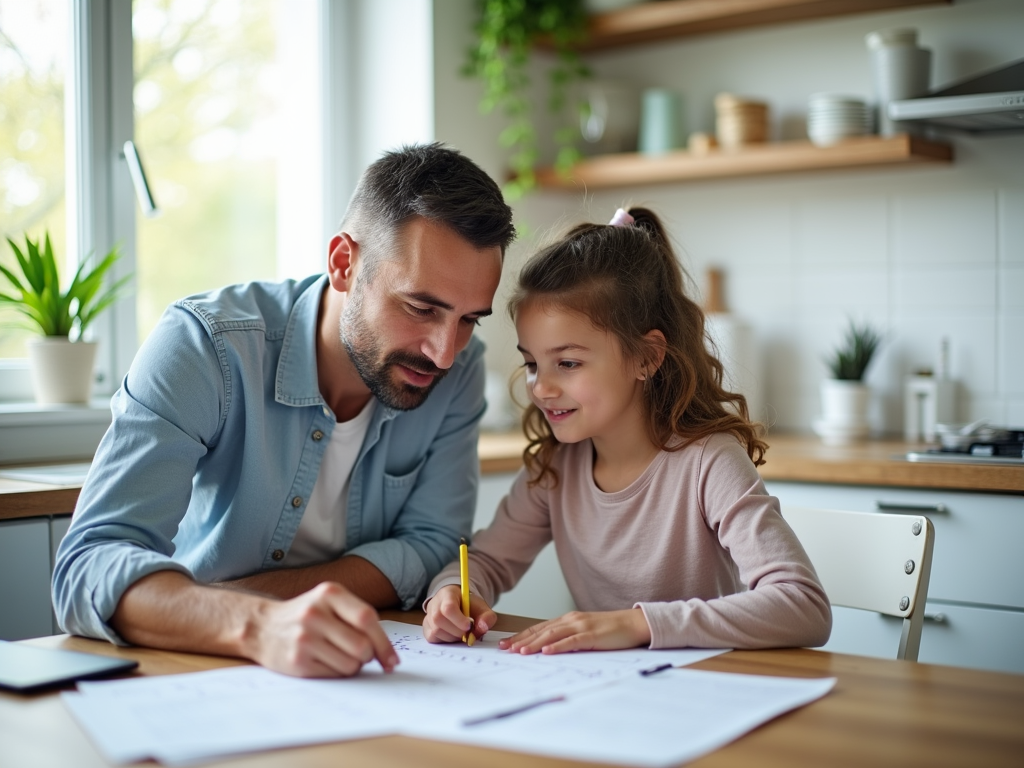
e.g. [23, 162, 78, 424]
[459, 537, 474, 646]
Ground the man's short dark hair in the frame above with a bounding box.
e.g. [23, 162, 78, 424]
[340, 143, 516, 276]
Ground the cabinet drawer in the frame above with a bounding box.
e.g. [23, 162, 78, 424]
[766, 482, 1024, 610]
[0, 518, 54, 641]
[818, 603, 1024, 675]
[920, 602, 1024, 675]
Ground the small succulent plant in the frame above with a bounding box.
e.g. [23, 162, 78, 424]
[824, 320, 883, 381]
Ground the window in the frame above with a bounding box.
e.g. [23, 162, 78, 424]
[1, 0, 324, 399]
[0, 0, 68, 361]
[131, 0, 322, 343]
[1, 0, 436, 461]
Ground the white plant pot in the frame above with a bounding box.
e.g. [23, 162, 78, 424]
[814, 379, 870, 445]
[27, 338, 98, 405]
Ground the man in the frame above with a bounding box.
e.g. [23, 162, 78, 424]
[53, 144, 515, 678]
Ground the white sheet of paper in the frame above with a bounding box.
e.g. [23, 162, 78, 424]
[62, 621, 829, 768]
[65, 665, 400, 765]
[412, 667, 837, 767]
[381, 621, 728, 722]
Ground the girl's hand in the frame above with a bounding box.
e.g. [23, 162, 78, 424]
[422, 585, 497, 644]
[499, 608, 651, 655]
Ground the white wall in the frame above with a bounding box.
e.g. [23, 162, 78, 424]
[434, 0, 1024, 435]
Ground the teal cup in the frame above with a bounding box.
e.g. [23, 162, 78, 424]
[639, 88, 684, 155]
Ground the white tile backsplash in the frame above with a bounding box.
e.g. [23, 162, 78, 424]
[690, 197, 794, 267]
[893, 190, 998, 267]
[1007, 399, 1024, 427]
[998, 316, 1024, 398]
[796, 268, 889, 312]
[894, 266, 997, 312]
[795, 196, 887, 268]
[1000, 267, 1024, 311]
[998, 189, 1024, 265]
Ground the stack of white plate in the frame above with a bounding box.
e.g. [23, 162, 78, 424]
[807, 94, 871, 146]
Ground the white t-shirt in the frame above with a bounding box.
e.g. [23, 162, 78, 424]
[283, 399, 376, 567]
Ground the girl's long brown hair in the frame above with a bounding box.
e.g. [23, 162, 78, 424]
[509, 207, 767, 488]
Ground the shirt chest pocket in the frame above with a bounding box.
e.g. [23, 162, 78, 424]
[381, 455, 428, 519]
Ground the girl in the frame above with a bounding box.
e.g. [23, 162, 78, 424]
[423, 207, 831, 654]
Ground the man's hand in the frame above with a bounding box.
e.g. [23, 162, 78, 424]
[422, 584, 497, 644]
[244, 582, 399, 677]
[111, 571, 398, 678]
[498, 609, 651, 655]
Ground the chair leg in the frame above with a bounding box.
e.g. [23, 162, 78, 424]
[898, 613, 924, 662]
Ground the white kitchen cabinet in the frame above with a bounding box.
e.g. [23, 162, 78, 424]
[473, 472, 575, 620]
[766, 480, 1024, 674]
[0, 518, 55, 641]
[50, 515, 73, 634]
[0, 514, 73, 640]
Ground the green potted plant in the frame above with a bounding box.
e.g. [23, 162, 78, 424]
[815, 320, 884, 445]
[463, 0, 590, 199]
[0, 232, 130, 404]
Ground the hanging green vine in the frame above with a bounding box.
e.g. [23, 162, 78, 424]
[463, 0, 590, 199]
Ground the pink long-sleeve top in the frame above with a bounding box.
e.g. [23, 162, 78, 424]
[428, 432, 832, 649]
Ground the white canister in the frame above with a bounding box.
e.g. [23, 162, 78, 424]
[705, 313, 764, 425]
[866, 28, 932, 135]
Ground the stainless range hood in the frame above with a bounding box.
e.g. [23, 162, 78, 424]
[889, 58, 1024, 133]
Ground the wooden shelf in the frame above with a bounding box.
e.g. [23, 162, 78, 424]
[534, 134, 953, 190]
[579, 0, 951, 51]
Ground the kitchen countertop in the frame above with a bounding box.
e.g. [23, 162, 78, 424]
[3, 431, 1021, 522]
[479, 431, 1024, 494]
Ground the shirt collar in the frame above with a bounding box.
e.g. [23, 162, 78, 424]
[275, 275, 329, 407]
[274, 275, 399, 423]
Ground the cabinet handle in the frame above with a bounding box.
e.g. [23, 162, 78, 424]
[875, 501, 948, 514]
[924, 612, 947, 623]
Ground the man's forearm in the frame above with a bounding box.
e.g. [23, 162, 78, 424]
[110, 570, 270, 658]
[216, 555, 400, 608]
[110, 568, 401, 678]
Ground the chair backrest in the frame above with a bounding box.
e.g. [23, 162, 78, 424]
[782, 506, 935, 662]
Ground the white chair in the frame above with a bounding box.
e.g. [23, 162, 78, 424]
[782, 506, 935, 662]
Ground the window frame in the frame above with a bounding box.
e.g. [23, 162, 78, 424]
[1, 0, 432, 462]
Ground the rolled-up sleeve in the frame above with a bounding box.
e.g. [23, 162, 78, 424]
[52, 308, 225, 642]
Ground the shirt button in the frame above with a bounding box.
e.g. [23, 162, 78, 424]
[312, 429, 324, 441]
[272, 549, 284, 561]
[322, 406, 330, 417]
[291, 496, 303, 508]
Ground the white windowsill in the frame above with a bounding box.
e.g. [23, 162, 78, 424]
[0, 399, 111, 464]
[0, 399, 112, 426]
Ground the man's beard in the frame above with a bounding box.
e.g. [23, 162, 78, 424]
[340, 290, 448, 411]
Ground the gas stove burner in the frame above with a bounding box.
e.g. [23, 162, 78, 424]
[906, 428, 1024, 465]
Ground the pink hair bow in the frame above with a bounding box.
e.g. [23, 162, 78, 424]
[608, 208, 634, 227]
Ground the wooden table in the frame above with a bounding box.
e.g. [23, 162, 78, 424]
[3, 610, 1023, 767]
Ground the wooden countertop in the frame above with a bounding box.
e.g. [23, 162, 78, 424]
[0, 475, 81, 521]
[758, 434, 1024, 493]
[6, 610, 1024, 768]
[479, 431, 1024, 494]
[3, 432, 1020, 522]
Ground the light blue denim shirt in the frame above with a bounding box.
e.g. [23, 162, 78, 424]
[52, 275, 485, 643]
